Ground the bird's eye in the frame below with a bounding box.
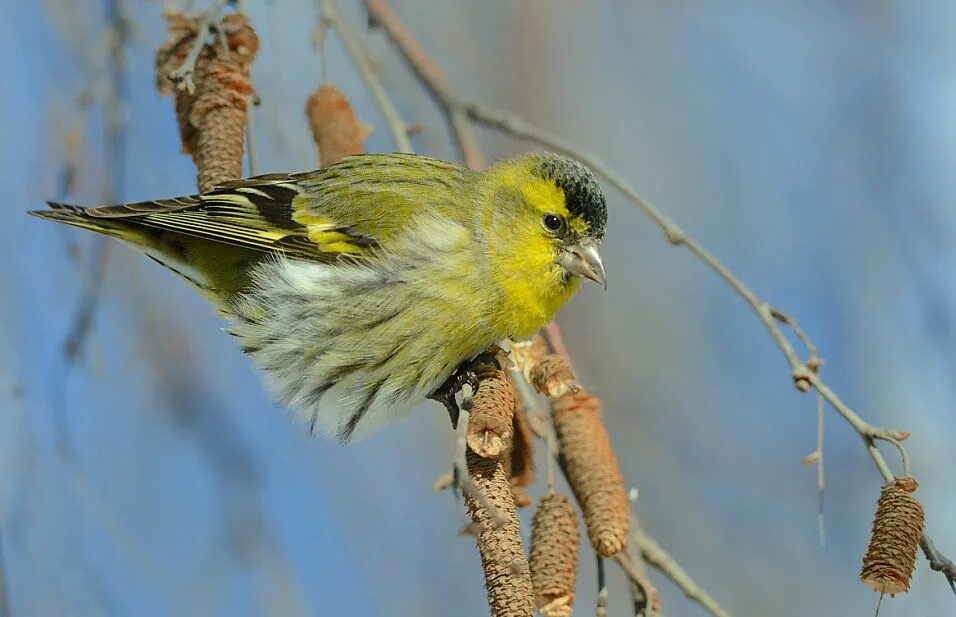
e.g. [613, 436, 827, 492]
[543, 214, 564, 232]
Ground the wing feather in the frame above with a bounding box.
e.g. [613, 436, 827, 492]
[37, 153, 475, 262]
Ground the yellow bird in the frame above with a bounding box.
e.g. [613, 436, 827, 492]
[30, 152, 607, 441]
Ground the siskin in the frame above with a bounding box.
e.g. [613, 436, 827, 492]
[30, 152, 607, 441]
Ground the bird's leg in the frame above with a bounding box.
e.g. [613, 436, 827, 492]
[428, 347, 503, 429]
[428, 380, 462, 429]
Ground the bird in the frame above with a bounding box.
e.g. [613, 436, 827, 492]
[30, 152, 607, 442]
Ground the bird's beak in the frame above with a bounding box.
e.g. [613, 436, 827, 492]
[559, 241, 607, 289]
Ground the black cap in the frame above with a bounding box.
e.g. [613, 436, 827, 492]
[531, 153, 607, 239]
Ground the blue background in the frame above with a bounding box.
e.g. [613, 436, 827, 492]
[1, 1, 954, 615]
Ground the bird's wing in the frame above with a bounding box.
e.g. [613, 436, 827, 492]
[43, 153, 475, 261]
[289, 153, 476, 243]
[55, 173, 360, 261]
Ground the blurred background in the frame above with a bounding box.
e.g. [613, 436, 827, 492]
[2, 0, 954, 615]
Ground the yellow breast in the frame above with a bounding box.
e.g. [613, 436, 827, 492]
[487, 233, 581, 338]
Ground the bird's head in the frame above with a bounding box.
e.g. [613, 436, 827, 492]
[485, 153, 607, 291]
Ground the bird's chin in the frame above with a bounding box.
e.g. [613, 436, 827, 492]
[556, 266, 581, 289]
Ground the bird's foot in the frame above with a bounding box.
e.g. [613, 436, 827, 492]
[428, 347, 503, 428]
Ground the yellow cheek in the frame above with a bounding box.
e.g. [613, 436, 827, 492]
[489, 230, 577, 337]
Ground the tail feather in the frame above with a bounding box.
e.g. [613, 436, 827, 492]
[29, 200, 265, 306]
[28, 203, 129, 237]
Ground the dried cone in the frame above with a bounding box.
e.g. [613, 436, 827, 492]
[530, 354, 576, 399]
[157, 11, 259, 192]
[467, 365, 515, 459]
[530, 494, 579, 617]
[465, 450, 535, 617]
[552, 389, 629, 557]
[306, 84, 372, 166]
[527, 352, 628, 556]
[156, 11, 202, 148]
[860, 476, 925, 595]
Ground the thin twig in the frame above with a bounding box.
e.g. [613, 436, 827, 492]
[628, 526, 733, 617]
[921, 536, 956, 598]
[454, 98, 955, 592]
[596, 555, 609, 617]
[625, 497, 663, 617]
[364, 2, 738, 611]
[362, 0, 483, 167]
[232, 1, 259, 176]
[246, 97, 259, 175]
[616, 551, 665, 617]
[816, 389, 826, 546]
[461, 98, 910, 467]
[508, 364, 558, 493]
[320, 0, 413, 153]
[366, 0, 954, 598]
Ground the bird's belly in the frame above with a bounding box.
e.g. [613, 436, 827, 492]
[230, 253, 500, 440]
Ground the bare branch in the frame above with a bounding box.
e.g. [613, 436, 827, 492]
[362, 0, 483, 168]
[361, 0, 954, 599]
[624, 501, 663, 617]
[628, 525, 732, 617]
[246, 95, 259, 174]
[454, 97, 956, 594]
[234, 1, 259, 176]
[921, 536, 956, 599]
[816, 389, 826, 546]
[319, 0, 413, 153]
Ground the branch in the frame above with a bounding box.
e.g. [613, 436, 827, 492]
[460, 100, 913, 470]
[628, 524, 732, 617]
[362, 11, 954, 589]
[229, 1, 259, 177]
[319, 0, 413, 153]
[467, 97, 955, 595]
[364, 3, 735, 614]
[922, 536, 956, 597]
[623, 506, 663, 617]
[516, 341, 731, 617]
[362, 0, 483, 168]
[363, 0, 954, 602]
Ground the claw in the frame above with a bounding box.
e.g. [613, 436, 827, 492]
[428, 348, 503, 428]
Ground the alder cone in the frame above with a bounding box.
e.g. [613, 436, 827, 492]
[552, 389, 629, 557]
[530, 494, 579, 617]
[530, 354, 576, 398]
[860, 476, 925, 595]
[465, 450, 535, 617]
[306, 84, 371, 166]
[156, 12, 259, 191]
[467, 366, 516, 458]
